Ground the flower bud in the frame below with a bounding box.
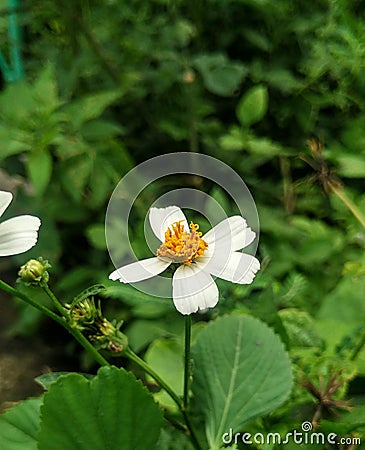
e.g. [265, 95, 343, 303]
[18, 258, 50, 285]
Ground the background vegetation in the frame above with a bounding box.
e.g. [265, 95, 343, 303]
[1, 0, 365, 447]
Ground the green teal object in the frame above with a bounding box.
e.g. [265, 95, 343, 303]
[0, 0, 24, 83]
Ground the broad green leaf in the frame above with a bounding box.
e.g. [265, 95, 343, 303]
[336, 154, 365, 178]
[35, 372, 94, 390]
[219, 126, 246, 151]
[317, 274, 365, 324]
[0, 397, 43, 450]
[145, 338, 184, 410]
[80, 120, 125, 141]
[0, 82, 35, 124]
[38, 366, 163, 450]
[194, 53, 247, 96]
[33, 64, 60, 113]
[65, 91, 122, 129]
[86, 224, 107, 249]
[157, 422, 195, 450]
[191, 314, 293, 448]
[61, 155, 93, 202]
[126, 319, 170, 353]
[236, 85, 268, 127]
[103, 281, 173, 317]
[27, 150, 52, 195]
[0, 126, 28, 159]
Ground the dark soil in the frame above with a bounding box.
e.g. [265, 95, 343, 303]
[0, 276, 78, 414]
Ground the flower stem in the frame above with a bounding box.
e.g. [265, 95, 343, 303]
[124, 346, 202, 450]
[40, 281, 67, 317]
[0, 279, 62, 324]
[0, 279, 110, 367]
[329, 181, 365, 230]
[40, 282, 110, 367]
[124, 347, 182, 408]
[183, 315, 192, 409]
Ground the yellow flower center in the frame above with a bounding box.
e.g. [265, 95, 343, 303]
[157, 221, 208, 264]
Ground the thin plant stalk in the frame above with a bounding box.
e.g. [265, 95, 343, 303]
[328, 181, 365, 230]
[40, 281, 67, 316]
[0, 279, 110, 367]
[0, 279, 61, 324]
[183, 315, 192, 409]
[39, 282, 110, 366]
[124, 346, 182, 408]
[124, 345, 202, 450]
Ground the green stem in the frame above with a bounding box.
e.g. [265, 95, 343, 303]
[40, 282, 110, 367]
[0, 279, 109, 367]
[183, 315, 192, 409]
[124, 347, 182, 408]
[73, 331, 110, 366]
[0, 279, 62, 324]
[41, 281, 67, 317]
[124, 346, 202, 450]
[329, 181, 365, 230]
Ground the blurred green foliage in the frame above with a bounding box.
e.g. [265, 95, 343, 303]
[1, 0, 365, 446]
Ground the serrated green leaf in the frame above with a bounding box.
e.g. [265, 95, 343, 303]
[35, 372, 94, 390]
[236, 85, 268, 127]
[33, 64, 60, 112]
[70, 284, 106, 308]
[27, 150, 52, 195]
[38, 366, 163, 450]
[0, 397, 43, 450]
[191, 314, 293, 448]
[66, 91, 122, 129]
[279, 308, 323, 348]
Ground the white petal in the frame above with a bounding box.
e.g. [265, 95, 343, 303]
[172, 264, 218, 315]
[0, 215, 41, 256]
[208, 252, 260, 284]
[149, 206, 189, 242]
[203, 216, 256, 252]
[0, 191, 12, 218]
[109, 257, 171, 282]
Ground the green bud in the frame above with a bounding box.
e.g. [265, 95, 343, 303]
[18, 258, 50, 285]
[67, 298, 101, 329]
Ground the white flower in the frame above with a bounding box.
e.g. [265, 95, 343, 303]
[0, 190, 41, 256]
[109, 206, 260, 315]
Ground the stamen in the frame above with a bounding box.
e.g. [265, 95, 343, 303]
[157, 220, 207, 264]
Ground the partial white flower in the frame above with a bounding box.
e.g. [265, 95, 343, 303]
[109, 206, 260, 315]
[0, 190, 41, 256]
